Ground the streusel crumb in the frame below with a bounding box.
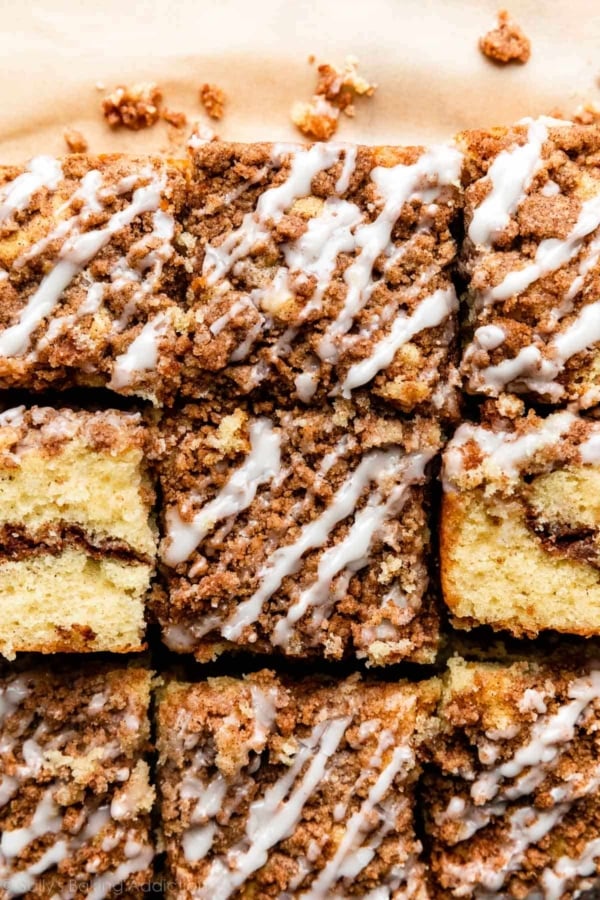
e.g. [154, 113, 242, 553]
[63, 128, 88, 153]
[199, 83, 226, 120]
[102, 82, 163, 130]
[291, 56, 376, 140]
[479, 10, 531, 64]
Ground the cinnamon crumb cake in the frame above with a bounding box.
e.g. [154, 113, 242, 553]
[0, 154, 188, 404]
[459, 120, 600, 410]
[152, 394, 442, 665]
[0, 406, 156, 658]
[156, 670, 438, 899]
[425, 654, 600, 898]
[441, 403, 600, 636]
[182, 141, 462, 417]
[0, 662, 154, 898]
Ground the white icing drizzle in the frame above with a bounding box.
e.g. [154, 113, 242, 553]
[443, 410, 578, 485]
[202, 143, 345, 286]
[301, 745, 413, 897]
[272, 448, 433, 648]
[199, 142, 460, 395]
[0, 678, 29, 724]
[196, 717, 350, 900]
[0, 156, 62, 225]
[163, 418, 282, 566]
[468, 118, 548, 246]
[470, 670, 600, 806]
[183, 823, 217, 863]
[1, 790, 62, 858]
[318, 144, 462, 364]
[109, 312, 169, 389]
[0, 166, 166, 358]
[335, 145, 358, 194]
[283, 198, 363, 319]
[221, 446, 425, 641]
[541, 180, 561, 197]
[439, 670, 600, 893]
[86, 845, 154, 900]
[475, 297, 600, 398]
[473, 324, 506, 351]
[4, 840, 68, 896]
[0, 776, 18, 808]
[488, 192, 600, 305]
[339, 286, 457, 395]
[541, 837, 600, 899]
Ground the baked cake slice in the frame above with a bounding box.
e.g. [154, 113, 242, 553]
[152, 395, 442, 665]
[441, 403, 600, 636]
[182, 141, 462, 417]
[0, 405, 156, 658]
[0, 661, 154, 898]
[156, 670, 438, 899]
[459, 119, 600, 409]
[425, 654, 600, 898]
[0, 154, 189, 404]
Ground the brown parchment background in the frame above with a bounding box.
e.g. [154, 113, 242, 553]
[0, 0, 599, 162]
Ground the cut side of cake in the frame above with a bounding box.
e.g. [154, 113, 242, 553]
[152, 395, 442, 665]
[0, 154, 190, 405]
[0, 405, 156, 658]
[441, 405, 600, 636]
[182, 141, 462, 417]
[0, 661, 155, 898]
[459, 119, 600, 410]
[156, 670, 438, 899]
[425, 654, 600, 898]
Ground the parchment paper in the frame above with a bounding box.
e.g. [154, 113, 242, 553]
[0, 0, 598, 162]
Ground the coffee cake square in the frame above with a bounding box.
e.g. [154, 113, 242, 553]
[156, 670, 438, 898]
[182, 141, 461, 416]
[153, 395, 442, 665]
[0, 662, 154, 898]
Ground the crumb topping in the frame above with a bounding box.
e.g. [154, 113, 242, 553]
[479, 9, 531, 65]
[199, 84, 226, 121]
[63, 128, 88, 153]
[428, 656, 600, 898]
[157, 672, 437, 897]
[102, 83, 163, 130]
[291, 56, 376, 140]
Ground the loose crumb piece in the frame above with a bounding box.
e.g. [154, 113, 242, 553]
[572, 102, 600, 125]
[102, 82, 163, 130]
[290, 96, 339, 141]
[199, 83, 226, 120]
[187, 122, 218, 150]
[162, 108, 187, 128]
[291, 56, 376, 141]
[63, 128, 88, 153]
[479, 10, 531, 64]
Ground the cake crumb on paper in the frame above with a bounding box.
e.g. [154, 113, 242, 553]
[572, 102, 600, 124]
[102, 82, 163, 130]
[479, 10, 531, 64]
[63, 128, 88, 153]
[187, 122, 218, 150]
[200, 83, 226, 120]
[291, 56, 376, 140]
[162, 108, 187, 128]
[291, 96, 339, 141]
